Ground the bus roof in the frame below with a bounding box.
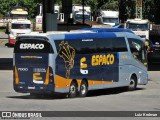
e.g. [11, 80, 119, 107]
[80, 28, 134, 34]
[18, 28, 138, 41]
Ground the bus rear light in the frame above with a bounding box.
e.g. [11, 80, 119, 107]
[45, 67, 54, 85]
[147, 50, 153, 53]
[19, 86, 23, 89]
[9, 38, 16, 44]
[14, 66, 19, 85]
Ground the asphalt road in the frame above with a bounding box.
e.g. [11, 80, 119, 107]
[0, 69, 160, 120]
[0, 48, 160, 120]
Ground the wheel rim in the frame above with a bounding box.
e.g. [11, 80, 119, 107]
[70, 85, 76, 94]
[81, 84, 86, 95]
[129, 78, 135, 89]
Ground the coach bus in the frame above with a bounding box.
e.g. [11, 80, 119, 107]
[13, 28, 148, 98]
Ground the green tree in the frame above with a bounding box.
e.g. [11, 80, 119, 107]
[0, 0, 159, 23]
[143, 0, 155, 21]
[0, 0, 41, 19]
[153, 0, 160, 24]
[119, 0, 127, 23]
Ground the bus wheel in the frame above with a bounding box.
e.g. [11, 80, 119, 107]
[128, 76, 137, 91]
[68, 81, 78, 98]
[79, 81, 88, 97]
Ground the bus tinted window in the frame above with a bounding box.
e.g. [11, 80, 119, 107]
[78, 39, 96, 54]
[128, 38, 147, 63]
[112, 38, 128, 52]
[55, 39, 97, 54]
[14, 38, 54, 53]
[96, 38, 112, 53]
[55, 37, 127, 54]
[12, 24, 30, 29]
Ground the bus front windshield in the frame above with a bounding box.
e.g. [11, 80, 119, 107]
[11, 14, 28, 19]
[75, 14, 90, 21]
[127, 23, 149, 31]
[102, 18, 119, 23]
[12, 24, 30, 29]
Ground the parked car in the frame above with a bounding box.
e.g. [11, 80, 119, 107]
[147, 39, 160, 63]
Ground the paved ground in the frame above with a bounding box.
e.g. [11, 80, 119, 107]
[0, 34, 159, 120]
[0, 32, 8, 47]
[0, 70, 160, 120]
[0, 32, 8, 38]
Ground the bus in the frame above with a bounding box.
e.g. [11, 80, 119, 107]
[13, 28, 148, 98]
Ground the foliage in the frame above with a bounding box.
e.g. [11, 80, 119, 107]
[119, 0, 135, 23]
[0, 0, 160, 23]
[0, 0, 41, 19]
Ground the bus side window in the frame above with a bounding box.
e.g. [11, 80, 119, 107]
[96, 38, 112, 53]
[112, 38, 128, 52]
[55, 39, 97, 54]
[128, 38, 146, 63]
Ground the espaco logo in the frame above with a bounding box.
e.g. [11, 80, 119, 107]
[20, 43, 44, 49]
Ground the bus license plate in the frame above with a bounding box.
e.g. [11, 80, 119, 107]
[28, 86, 35, 89]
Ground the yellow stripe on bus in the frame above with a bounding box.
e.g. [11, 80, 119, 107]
[44, 67, 50, 85]
[55, 74, 113, 89]
[15, 66, 19, 85]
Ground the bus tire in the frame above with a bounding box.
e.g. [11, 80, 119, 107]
[79, 80, 88, 97]
[68, 81, 78, 98]
[127, 75, 137, 91]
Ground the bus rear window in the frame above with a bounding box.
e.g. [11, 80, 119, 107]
[12, 24, 30, 29]
[14, 37, 54, 53]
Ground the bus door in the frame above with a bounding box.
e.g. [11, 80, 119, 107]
[13, 37, 54, 92]
[96, 38, 114, 83]
[112, 37, 128, 83]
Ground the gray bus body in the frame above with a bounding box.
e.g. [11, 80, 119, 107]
[13, 28, 148, 97]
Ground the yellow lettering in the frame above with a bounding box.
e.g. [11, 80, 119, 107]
[102, 55, 106, 65]
[80, 57, 87, 68]
[110, 54, 115, 64]
[95, 55, 99, 66]
[99, 55, 103, 65]
[92, 55, 96, 66]
[106, 54, 110, 65]
[91, 54, 115, 66]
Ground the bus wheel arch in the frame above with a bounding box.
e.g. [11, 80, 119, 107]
[128, 74, 137, 91]
[79, 78, 88, 97]
[68, 79, 78, 98]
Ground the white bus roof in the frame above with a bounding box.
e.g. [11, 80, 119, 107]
[101, 11, 119, 17]
[126, 19, 149, 24]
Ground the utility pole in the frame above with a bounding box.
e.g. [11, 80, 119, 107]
[43, 0, 57, 33]
[136, 0, 142, 19]
[82, 0, 85, 24]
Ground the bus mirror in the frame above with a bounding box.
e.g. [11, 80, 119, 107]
[144, 40, 151, 51]
[124, 23, 127, 29]
[144, 41, 149, 47]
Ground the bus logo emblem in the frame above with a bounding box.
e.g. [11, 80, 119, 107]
[80, 57, 88, 74]
[58, 41, 75, 79]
